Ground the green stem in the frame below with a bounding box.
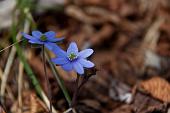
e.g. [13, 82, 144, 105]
[42, 46, 52, 113]
[45, 51, 72, 106]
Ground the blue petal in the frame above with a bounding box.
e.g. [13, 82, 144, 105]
[45, 31, 63, 42]
[28, 39, 43, 44]
[73, 61, 84, 74]
[32, 31, 42, 39]
[48, 37, 64, 42]
[21, 32, 34, 40]
[67, 42, 78, 55]
[44, 31, 56, 38]
[51, 45, 67, 58]
[62, 63, 73, 71]
[78, 49, 93, 58]
[79, 59, 94, 68]
[51, 58, 69, 65]
[44, 43, 54, 50]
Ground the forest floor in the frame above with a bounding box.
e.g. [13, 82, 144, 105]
[0, 0, 170, 113]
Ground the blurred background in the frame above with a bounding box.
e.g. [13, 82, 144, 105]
[0, 0, 170, 113]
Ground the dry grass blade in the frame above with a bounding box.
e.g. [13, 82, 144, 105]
[0, 41, 16, 97]
[18, 62, 24, 113]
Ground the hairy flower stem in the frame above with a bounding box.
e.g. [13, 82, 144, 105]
[71, 73, 93, 109]
[42, 45, 52, 113]
[71, 74, 80, 108]
[78, 77, 88, 91]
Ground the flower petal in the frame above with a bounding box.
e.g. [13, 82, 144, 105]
[21, 32, 34, 40]
[67, 42, 78, 55]
[78, 49, 93, 58]
[44, 43, 55, 50]
[51, 45, 67, 57]
[28, 39, 43, 44]
[62, 63, 73, 71]
[48, 37, 64, 42]
[32, 31, 42, 39]
[51, 58, 69, 65]
[44, 31, 64, 42]
[79, 59, 94, 68]
[44, 31, 56, 38]
[73, 62, 84, 74]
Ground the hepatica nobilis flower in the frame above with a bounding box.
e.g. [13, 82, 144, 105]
[51, 42, 95, 75]
[21, 31, 64, 50]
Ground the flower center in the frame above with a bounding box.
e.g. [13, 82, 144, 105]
[68, 53, 77, 61]
[40, 35, 47, 41]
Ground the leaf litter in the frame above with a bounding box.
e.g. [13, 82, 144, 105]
[1, 0, 170, 112]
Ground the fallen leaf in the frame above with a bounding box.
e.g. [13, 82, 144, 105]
[139, 77, 170, 103]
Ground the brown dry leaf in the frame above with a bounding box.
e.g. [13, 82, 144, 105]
[139, 77, 170, 103]
[132, 91, 164, 113]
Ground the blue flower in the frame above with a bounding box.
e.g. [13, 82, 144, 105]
[51, 42, 94, 75]
[21, 30, 64, 50]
